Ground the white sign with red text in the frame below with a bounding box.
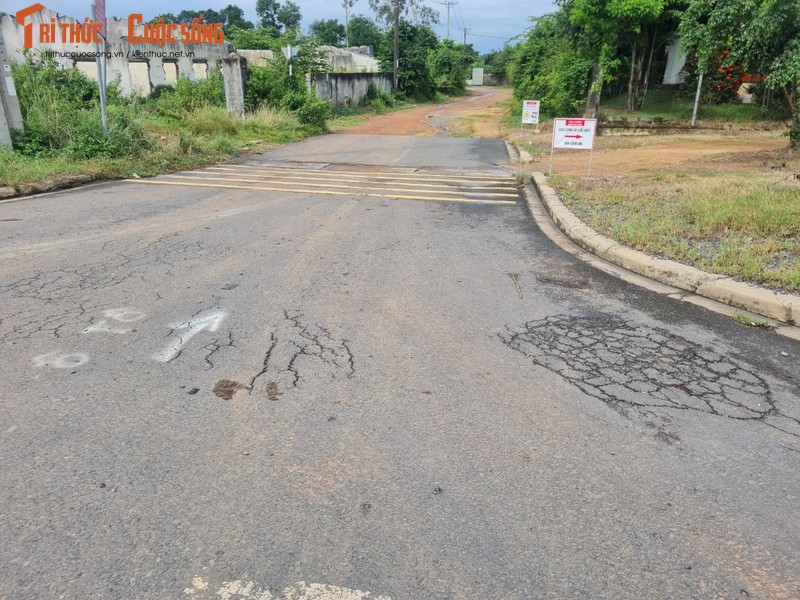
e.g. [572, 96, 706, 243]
[552, 118, 597, 150]
[522, 100, 540, 125]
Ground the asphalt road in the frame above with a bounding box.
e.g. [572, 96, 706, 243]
[1, 133, 800, 600]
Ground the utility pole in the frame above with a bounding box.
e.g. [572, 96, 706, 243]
[393, 1, 399, 90]
[462, 27, 468, 46]
[439, 1, 456, 40]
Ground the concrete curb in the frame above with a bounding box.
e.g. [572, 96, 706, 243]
[0, 174, 99, 200]
[531, 171, 800, 325]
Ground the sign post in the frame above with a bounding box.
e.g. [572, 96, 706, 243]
[549, 117, 598, 176]
[281, 45, 295, 77]
[521, 100, 540, 132]
[92, 0, 108, 137]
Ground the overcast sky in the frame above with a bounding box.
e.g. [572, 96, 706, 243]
[9, 0, 559, 53]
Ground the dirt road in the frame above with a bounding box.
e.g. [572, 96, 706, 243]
[334, 87, 789, 176]
[332, 86, 513, 137]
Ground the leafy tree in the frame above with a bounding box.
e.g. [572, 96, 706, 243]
[277, 1, 302, 31]
[483, 45, 515, 80]
[219, 5, 254, 29]
[348, 14, 384, 48]
[256, 0, 281, 29]
[566, 0, 667, 116]
[369, 0, 438, 89]
[428, 39, 471, 95]
[681, 0, 800, 146]
[151, 12, 179, 23]
[310, 19, 347, 46]
[509, 11, 593, 116]
[377, 20, 437, 98]
[227, 25, 280, 49]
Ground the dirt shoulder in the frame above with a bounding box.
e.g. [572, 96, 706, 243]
[331, 87, 513, 136]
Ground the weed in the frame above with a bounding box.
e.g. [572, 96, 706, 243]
[733, 313, 774, 329]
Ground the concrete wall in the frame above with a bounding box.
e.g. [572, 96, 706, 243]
[318, 45, 381, 73]
[238, 49, 276, 67]
[466, 67, 484, 86]
[0, 8, 244, 114]
[307, 72, 392, 107]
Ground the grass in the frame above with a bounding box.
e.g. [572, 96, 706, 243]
[0, 105, 315, 190]
[733, 313, 775, 329]
[600, 87, 785, 123]
[553, 167, 800, 293]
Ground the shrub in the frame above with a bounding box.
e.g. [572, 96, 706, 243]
[152, 72, 225, 119]
[362, 83, 395, 109]
[186, 106, 243, 136]
[296, 97, 332, 129]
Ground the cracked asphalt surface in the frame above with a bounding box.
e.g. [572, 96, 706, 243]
[1, 132, 800, 599]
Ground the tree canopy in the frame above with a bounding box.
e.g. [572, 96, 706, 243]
[309, 19, 347, 46]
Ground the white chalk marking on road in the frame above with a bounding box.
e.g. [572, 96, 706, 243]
[82, 307, 146, 335]
[33, 352, 90, 369]
[281, 581, 391, 599]
[152, 311, 228, 363]
[184, 576, 391, 600]
[185, 576, 210, 595]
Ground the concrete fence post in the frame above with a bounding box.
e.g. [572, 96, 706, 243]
[0, 28, 24, 150]
[221, 52, 246, 119]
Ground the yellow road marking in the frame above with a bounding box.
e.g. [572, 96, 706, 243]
[208, 164, 512, 183]
[123, 178, 517, 205]
[163, 174, 520, 198]
[185, 170, 517, 192]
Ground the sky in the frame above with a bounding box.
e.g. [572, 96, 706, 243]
[3, 0, 560, 53]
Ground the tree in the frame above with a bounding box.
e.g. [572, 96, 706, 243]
[227, 26, 280, 50]
[681, 0, 800, 146]
[256, 0, 281, 29]
[219, 4, 254, 29]
[509, 11, 593, 116]
[566, 0, 668, 117]
[369, 0, 438, 89]
[343, 0, 357, 46]
[277, 1, 302, 31]
[428, 39, 471, 95]
[310, 19, 347, 46]
[348, 14, 383, 48]
[377, 20, 438, 98]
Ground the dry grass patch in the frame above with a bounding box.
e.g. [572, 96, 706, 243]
[554, 166, 800, 292]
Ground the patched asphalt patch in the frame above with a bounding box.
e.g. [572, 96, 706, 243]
[502, 314, 800, 438]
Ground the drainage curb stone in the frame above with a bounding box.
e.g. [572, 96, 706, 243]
[531, 171, 800, 325]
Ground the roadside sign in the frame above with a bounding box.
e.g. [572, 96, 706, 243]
[549, 118, 599, 176]
[552, 118, 597, 150]
[521, 100, 540, 125]
[93, 0, 106, 39]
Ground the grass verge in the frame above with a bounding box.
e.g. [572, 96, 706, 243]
[552, 167, 800, 293]
[0, 106, 316, 191]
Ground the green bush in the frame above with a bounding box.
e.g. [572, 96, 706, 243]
[152, 73, 225, 119]
[296, 97, 332, 129]
[11, 53, 149, 158]
[428, 40, 470, 96]
[66, 106, 151, 158]
[362, 83, 395, 109]
[245, 61, 293, 110]
[186, 106, 243, 136]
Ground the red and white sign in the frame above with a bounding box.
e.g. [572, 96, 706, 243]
[521, 100, 540, 125]
[552, 118, 597, 150]
[92, 0, 106, 39]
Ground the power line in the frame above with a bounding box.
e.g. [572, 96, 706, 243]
[467, 32, 514, 40]
[455, 2, 465, 31]
[438, 1, 457, 40]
